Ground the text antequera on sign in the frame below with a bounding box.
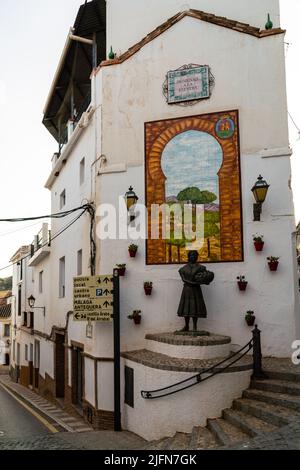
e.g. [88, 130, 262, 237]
[73, 275, 114, 322]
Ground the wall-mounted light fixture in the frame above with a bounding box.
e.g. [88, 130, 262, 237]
[124, 186, 139, 223]
[251, 175, 270, 221]
[28, 295, 46, 317]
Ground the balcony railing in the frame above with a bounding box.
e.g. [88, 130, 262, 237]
[29, 224, 51, 267]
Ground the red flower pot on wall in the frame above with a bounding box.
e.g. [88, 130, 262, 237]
[133, 315, 141, 325]
[128, 245, 138, 258]
[246, 315, 255, 326]
[254, 241, 264, 252]
[268, 261, 279, 272]
[117, 265, 126, 276]
[238, 281, 248, 291]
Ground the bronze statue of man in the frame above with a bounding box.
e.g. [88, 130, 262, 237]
[177, 250, 214, 331]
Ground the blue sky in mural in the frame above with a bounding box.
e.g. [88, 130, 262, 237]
[161, 130, 223, 203]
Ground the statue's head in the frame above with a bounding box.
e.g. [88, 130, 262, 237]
[188, 250, 199, 264]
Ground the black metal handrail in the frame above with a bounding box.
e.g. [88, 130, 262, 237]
[141, 326, 264, 400]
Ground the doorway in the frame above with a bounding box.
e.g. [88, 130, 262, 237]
[34, 340, 40, 389]
[71, 346, 84, 408]
[5, 353, 9, 366]
[55, 333, 65, 398]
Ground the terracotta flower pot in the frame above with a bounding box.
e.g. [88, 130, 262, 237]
[268, 261, 279, 272]
[129, 250, 137, 258]
[133, 315, 141, 325]
[254, 241, 264, 252]
[118, 267, 126, 276]
[238, 281, 248, 291]
[144, 286, 152, 296]
[245, 316, 255, 326]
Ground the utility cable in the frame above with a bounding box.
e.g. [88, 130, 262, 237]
[0, 205, 92, 272]
[0, 204, 91, 223]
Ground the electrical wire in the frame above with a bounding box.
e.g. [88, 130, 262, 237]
[0, 220, 45, 238]
[0, 204, 93, 273]
[288, 111, 300, 134]
[0, 204, 91, 223]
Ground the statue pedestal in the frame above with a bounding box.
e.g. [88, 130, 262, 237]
[145, 331, 231, 360]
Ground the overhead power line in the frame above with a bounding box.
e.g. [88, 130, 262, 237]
[0, 204, 94, 273]
[0, 204, 91, 223]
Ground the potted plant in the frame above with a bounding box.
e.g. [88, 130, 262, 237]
[127, 310, 142, 325]
[237, 275, 248, 291]
[253, 234, 264, 252]
[116, 264, 126, 276]
[267, 256, 280, 272]
[144, 281, 153, 295]
[128, 244, 138, 258]
[245, 310, 255, 326]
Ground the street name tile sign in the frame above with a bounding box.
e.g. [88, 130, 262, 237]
[73, 275, 114, 322]
[167, 65, 210, 104]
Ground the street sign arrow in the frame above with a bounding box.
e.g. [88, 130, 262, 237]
[103, 289, 110, 296]
[103, 277, 110, 284]
[103, 300, 110, 308]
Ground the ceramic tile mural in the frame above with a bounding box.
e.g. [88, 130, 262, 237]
[145, 110, 243, 264]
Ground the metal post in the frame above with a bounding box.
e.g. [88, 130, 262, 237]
[253, 202, 262, 221]
[252, 325, 267, 379]
[113, 269, 121, 431]
[92, 32, 97, 69]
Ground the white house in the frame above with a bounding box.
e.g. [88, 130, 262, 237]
[10, 0, 300, 440]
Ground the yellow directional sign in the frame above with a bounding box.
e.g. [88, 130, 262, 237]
[73, 275, 114, 322]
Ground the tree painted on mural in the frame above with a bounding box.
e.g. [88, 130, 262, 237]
[177, 187, 217, 205]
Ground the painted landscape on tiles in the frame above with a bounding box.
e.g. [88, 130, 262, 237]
[145, 111, 243, 265]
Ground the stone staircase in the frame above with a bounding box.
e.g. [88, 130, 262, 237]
[143, 365, 300, 450]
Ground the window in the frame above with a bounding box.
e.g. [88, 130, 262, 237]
[4, 324, 10, 337]
[30, 344, 33, 362]
[39, 271, 43, 294]
[19, 259, 23, 281]
[13, 340, 15, 361]
[80, 158, 85, 185]
[77, 249, 83, 276]
[18, 285, 22, 316]
[25, 344, 28, 361]
[59, 257, 66, 298]
[60, 189, 66, 209]
[23, 311, 28, 327]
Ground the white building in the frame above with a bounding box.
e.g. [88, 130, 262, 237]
[0, 291, 12, 366]
[10, 0, 300, 440]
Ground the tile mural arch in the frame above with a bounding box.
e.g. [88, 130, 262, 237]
[145, 110, 243, 264]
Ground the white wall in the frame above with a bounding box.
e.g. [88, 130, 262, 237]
[106, 0, 280, 56]
[122, 359, 251, 441]
[95, 12, 298, 356]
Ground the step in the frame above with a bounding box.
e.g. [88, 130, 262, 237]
[263, 369, 300, 384]
[142, 437, 174, 451]
[251, 379, 300, 397]
[243, 388, 300, 413]
[166, 432, 191, 450]
[233, 398, 296, 427]
[189, 426, 218, 450]
[145, 332, 231, 360]
[222, 408, 278, 437]
[207, 418, 248, 446]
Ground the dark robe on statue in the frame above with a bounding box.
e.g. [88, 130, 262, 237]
[177, 263, 214, 319]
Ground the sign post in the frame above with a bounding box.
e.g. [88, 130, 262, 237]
[73, 273, 121, 431]
[113, 268, 121, 432]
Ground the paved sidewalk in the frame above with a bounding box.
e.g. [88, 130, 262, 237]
[0, 375, 92, 433]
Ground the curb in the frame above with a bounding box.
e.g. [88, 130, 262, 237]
[0, 378, 75, 433]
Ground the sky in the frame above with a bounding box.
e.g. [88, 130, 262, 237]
[162, 130, 222, 201]
[0, 0, 299, 278]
